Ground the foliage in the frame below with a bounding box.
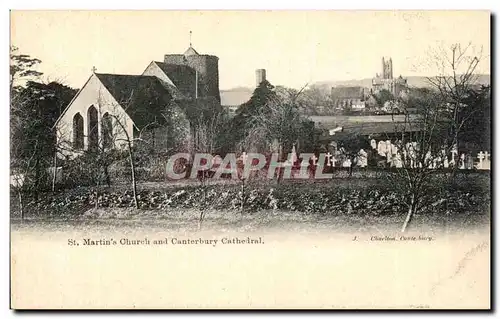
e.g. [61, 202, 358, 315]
[10, 48, 77, 209]
[455, 85, 491, 153]
[373, 89, 394, 107]
[231, 80, 317, 155]
[10, 46, 42, 89]
[12, 174, 490, 220]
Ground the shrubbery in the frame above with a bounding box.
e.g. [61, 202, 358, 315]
[12, 177, 490, 219]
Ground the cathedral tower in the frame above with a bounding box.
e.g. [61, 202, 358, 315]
[382, 57, 393, 79]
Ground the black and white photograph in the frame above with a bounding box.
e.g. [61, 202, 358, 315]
[9, 10, 491, 309]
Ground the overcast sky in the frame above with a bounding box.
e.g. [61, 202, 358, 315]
[11, 10, 490, 90]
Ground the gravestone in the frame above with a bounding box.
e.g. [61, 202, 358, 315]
[483, 151, 491, 170]
[358, 149, 368, 167]
[385, 140, 393, 164]
[465, 154, 474, 169]
[459, 153, 466, 169]
[377, 141, 387, 157]
[290, 145, 298, 164]
[477, 151, 491, 170]
[311, 154, 318, 166]
[443, 155, 449, 169]
[394, 153, 403, 168]
[342, 158, 352, 167]
[450, 144, 458, 167]
[424, 150, 432, 168]
[325, 152, 333, 167]
[391, 143, 398, 156]
[370, 139, 377, 150]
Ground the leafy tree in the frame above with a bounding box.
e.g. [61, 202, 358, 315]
[229, 80, 279, 151]
[13, 81, 78, 194]
[231, 80, 316, 156]
[235, 80, 278, 121]
[374, 89, 394, 107]
[456, 85, 491, 153]
[10, 46, 42, 91]
[10, 47, 45, 217]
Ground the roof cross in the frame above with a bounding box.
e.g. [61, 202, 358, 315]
[91, 66, 97, 73]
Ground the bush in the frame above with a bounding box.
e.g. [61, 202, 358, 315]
[14, 176, 490, 219]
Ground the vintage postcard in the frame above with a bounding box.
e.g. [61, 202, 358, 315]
[10, 10, 491, 309]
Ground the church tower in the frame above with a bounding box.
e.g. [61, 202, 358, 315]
[163, 32, 220, 102]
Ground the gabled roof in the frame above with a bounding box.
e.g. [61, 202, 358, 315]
[95, 73, 173, 129]
[318, 122, 424, 142]
[331, 86, 365, 99]
[184, 46, 199, 56]
[153, 62, 197, 99]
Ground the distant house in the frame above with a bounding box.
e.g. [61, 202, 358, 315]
[331, 86, 367, 110]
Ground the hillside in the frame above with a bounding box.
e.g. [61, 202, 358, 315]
[315, 74, 491, 89]
[220, 87, 253, 107]
[220, 74, 491, 106]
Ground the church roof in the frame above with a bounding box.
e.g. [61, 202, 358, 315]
[318, 122, 423, 141]
[331, 86, 365, 99]
[184, 46, 199, 56]
[153, 62, 197, 99]
[96, 73, 173, 129]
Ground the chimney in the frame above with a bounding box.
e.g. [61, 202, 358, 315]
[256, 69, 266, 87]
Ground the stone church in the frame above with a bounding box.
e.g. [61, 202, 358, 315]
[54, 44, 221, 158]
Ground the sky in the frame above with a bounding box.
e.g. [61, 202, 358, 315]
[10, 10, 491, 90]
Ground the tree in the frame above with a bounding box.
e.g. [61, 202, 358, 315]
[189, 109, 230, 229]
[374, 89, 394, 108]
[457, 85, 491, 153]
[9, 49, 71, 218]
[388, 89, 448, 232]
[425, 42, 486, 161]
[247, 97, 313, 159]
[191, 110, 227, 155]
[295, 84, 331, 115]
[233, 80, 313, 156]
[10, 46, 42, 91]
[230, 80, 279, 150]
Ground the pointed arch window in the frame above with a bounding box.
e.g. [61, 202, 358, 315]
[72, 113, 84, 150]
[87, 106, 99, 152]
[102, 112, 113, 149]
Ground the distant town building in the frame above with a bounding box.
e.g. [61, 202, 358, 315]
[371, 57, 408, 97]
[331, 86, 367, 110]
